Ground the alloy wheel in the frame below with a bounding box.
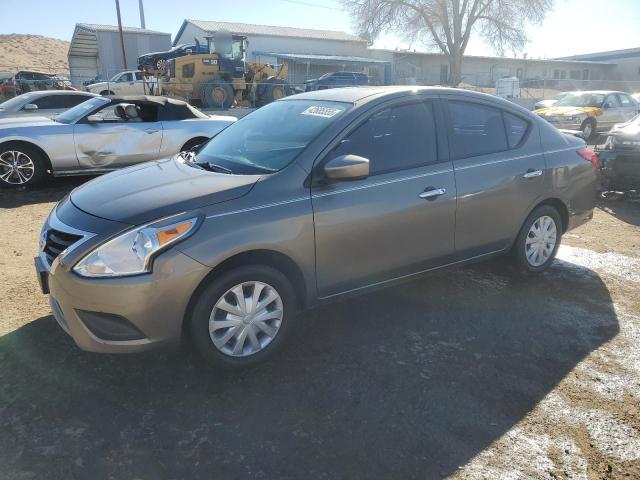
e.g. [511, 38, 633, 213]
[525, 215, 557, 267]
[209, 281, 284, 357]
[0, 150, 35, 185]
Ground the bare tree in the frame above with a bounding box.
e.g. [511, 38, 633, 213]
[344, 0, 553, 85]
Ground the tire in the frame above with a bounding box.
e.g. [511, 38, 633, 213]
[99, 90, 115, 96]
[180, 137, 208, 152]
[0, 143, 47, 188]
[257, 78, 292, 106]
[580, 118, 597, 141]
[189, 265, 298, 369]
[200, 79, 235, 109]
[513, 205, 562, 273]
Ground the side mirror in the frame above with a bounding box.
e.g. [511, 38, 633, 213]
[323, 154, 369, 181]
[86, 115, 104, 123]
[22, 103, 38, 111]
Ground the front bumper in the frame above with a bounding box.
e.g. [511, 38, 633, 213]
[36, 204, 211, 354]
[45, 248, 210, 353]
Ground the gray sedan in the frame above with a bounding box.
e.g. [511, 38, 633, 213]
[0, 95, 236, 187]
[36, 86, 597, 368]
[0, 90, 98, 119]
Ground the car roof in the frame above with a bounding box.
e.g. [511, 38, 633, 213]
[565, 90, 626, 95]
[283, 85, 516, 106]
[106, 95, 187, 106]
[23, 90, 98, 97]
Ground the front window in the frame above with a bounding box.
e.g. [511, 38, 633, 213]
[555, 93, 606, 108]
[192, 100, 349, 174]
[53, 96, 110, 124]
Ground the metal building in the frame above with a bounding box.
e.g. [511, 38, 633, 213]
[68, 23, 171, 86]
[173, 20, 388, 85]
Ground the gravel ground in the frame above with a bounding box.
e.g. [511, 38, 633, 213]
[1, 179, 639, 480]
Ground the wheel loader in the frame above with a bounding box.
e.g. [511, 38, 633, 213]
[159, 31, 292, 108]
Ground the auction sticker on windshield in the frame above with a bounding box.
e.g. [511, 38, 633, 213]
[302, 106, 344, 118]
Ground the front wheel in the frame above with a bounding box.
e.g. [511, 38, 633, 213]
[513, 205, 562, 273]
[0, 143, 46, 188]
[189, 265, 298, 369]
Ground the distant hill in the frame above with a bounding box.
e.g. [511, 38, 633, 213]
[0, 34, 69, 75]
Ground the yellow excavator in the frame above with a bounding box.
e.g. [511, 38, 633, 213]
[160, 31, 292, 108]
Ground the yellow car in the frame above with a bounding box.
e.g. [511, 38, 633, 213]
[534, 90, 639, 140]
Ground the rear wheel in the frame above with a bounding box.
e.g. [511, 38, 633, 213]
[0, 143, 47, 188]
[201, 79, 235, 109]
[257, 78, 292, 106]
[189, 265, 298, 369]
[513, 205, 562, 273]
[580, 118, 596, 141]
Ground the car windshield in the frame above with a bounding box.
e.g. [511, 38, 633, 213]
[0, 92, 36, 110]
[109, 73, 122, 82]
[555, 93, 605, 108]
[54, 96, 110, 124]
[192, 100, 349, 174]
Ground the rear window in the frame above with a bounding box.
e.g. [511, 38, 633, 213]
[448, 101, 508, 158]
[504, 112, 529, 148]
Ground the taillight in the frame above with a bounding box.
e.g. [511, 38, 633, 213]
[577, 147, 598, 170]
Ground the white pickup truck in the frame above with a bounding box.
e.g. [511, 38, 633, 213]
[86, 71, 157, 96]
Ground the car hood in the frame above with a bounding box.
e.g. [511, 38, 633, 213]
[0, 116, 57, 129]
[534, 106, 602, 117]
[87, 81, 109, 91]
[70, 157, 261, 225]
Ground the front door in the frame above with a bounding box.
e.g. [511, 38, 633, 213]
[600, 94, 624, 130]
[73, 102, 163, 169]
[312, 99, 456, 297]
[445, 97, 545, 257]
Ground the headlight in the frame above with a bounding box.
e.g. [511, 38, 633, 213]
[73, 216, 199, 278]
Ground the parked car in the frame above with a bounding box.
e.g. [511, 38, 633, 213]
[0, 90, 98, 119]
[85, 71, 150, 96]
[9, 70, 60, 93]
[138, 43, 209, 73]
[0, 72, 20, 98]
[533, 91, 570, 110]
[534, 90, 640, 139]
[34, 86, 596, 368]
[304, 71, 369, 92]
[596, 114, 640, 190]
[0, 95, 235, 187]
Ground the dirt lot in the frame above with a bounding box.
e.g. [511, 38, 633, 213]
[1, 179, 639, 480]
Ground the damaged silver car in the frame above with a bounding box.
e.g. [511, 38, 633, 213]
[0, 95, 236, 188]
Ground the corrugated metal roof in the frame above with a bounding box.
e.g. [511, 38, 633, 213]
[185, 19, 366, 43]
[76, 23, 170, 36]
[262, 52, 388, 65]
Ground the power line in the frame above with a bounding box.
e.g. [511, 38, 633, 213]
[280, 0, 343, 11]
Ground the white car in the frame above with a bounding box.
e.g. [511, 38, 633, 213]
[0, 90, 99, 119]
[86, 71, 156, 96]
[0, 95, 235, 187]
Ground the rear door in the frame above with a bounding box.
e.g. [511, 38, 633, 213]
[444, 97, 544, 258]
[312, 97, 457, 297]
[617, 93, 639, 122]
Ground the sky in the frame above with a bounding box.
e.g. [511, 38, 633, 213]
[1, 0, 639, 59]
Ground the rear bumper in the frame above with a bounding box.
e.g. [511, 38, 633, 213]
[596, 149, 640, 190]
[47, 248, 210, 353]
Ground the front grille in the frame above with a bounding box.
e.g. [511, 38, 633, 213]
[43, 228, 83, 266]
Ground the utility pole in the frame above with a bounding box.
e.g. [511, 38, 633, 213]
[138, 0, 146, 29]
[115, 0, 128, 70]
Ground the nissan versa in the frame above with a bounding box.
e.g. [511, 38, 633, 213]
[35, 87, 597, 368]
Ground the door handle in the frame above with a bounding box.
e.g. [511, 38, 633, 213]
[419, 187, 446, 199]
[144, 129, 159, 134]
[523, 169, 543, 179]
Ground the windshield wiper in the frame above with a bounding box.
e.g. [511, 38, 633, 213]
[202, 162, 233, 174]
